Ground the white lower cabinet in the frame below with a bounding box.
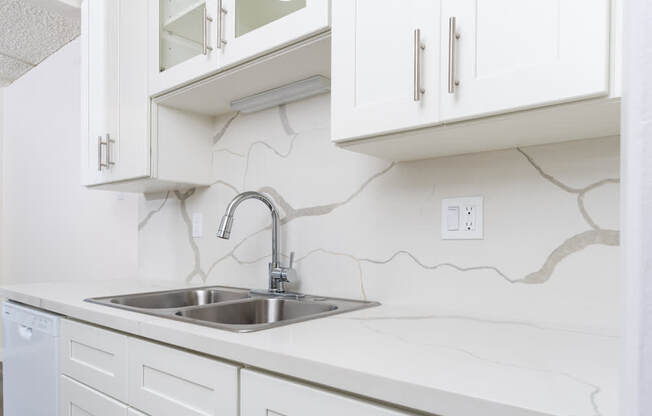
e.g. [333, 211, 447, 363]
[60, 319, 129, 402]
[127, 337, 239, 416]
[240, 370, 414, 416]
[59, 320, 411, 416]
[61, 375, 129, 416]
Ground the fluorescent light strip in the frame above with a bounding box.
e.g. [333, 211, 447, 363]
[230, 75, 331, 114]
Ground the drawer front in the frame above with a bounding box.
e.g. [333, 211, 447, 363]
[61, 375, 129, 416]
[241, 370, 414, 416]
[127, 338, 239, 416]
[60, 319, 129, 402]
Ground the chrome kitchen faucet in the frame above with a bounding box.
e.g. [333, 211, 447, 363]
[217, 191, 298, 296]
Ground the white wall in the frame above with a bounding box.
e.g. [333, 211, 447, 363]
[1, 39, 139, 285]
[621, 0, 652, 414]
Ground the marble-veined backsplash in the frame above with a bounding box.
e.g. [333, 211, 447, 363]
[138, 94, 620, 335]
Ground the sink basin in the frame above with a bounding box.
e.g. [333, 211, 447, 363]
[175, 298, 337, 327]
[86, 286, 379, 332]
[99, 287, 249, 310]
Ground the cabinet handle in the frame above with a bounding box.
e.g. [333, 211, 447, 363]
[97, 135, 104, 171]
[203, 5, 213, 55]
[97, 135, 108, 171]
[447, 17, 461, 94]
[216, 0, 228, 49]
[106, 133, 115, 166]
[413, 29, 425, 101]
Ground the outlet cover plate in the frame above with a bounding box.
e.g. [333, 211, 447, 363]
[441, 196, 483, 240]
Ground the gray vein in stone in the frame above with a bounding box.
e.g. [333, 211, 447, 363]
[518, 229, 619, 284]
[339, 313, 618, 339]
[174, 189, 207, 283]
[278, 104, 296, 135]
[205, 162, 397, 282]
[214, 148, 246, 158]
[517, 148, 619, 230]
[138, 191, 170, 230]
[241, 134, 299, 188]
[213, 112, 239, 144]
[210, 179, 240, 194]
[261, 162, 396, 224]
[359, 321, 603, 416]
[358, 250, 515, 282]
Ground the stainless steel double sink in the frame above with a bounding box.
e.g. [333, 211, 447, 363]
[86, 286, 378, 332]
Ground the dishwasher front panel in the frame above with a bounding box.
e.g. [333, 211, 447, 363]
[2, 301, 61, 416]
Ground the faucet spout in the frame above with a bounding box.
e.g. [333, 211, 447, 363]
[217, 192, 292, 293]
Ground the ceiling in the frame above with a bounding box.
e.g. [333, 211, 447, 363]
[0, 0, 80, 86]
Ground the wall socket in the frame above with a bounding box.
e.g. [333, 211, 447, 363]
[441, 196, 483, 239]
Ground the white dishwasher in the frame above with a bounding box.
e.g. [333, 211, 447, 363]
[2, 301, 61, 416]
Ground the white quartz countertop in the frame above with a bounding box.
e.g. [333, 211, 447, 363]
[0, 280, 618, 416]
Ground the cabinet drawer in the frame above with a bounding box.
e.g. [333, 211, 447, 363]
[127, 337, 239, 416]
[61, 375, 129, 416]
[241, 370, 414, 416]
[61, 319, 129, 402]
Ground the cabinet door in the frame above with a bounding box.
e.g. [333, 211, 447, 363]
[60, 319, 129, 403]
[111, 0, 150, 182]
[82, 0, 118, 185]
[127, 337, 239, 416]
[331, 0, 439, 143]
[149, 0, 220, 95]
[220, 0, 329, 68]
[61, 375, 129, 416]
[241, 370, 414, 416]
[82, 0, 149, 186]
[440, 0, 610, 121]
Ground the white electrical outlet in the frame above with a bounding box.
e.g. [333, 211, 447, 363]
[441, 197, 483, 239]
[192, 213, 203, 238]
[463, 205, 476, 231]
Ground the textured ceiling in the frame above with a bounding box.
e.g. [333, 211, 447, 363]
[0, 0, 80, 86]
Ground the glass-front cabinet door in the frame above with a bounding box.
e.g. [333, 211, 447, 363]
[149, 0, 219, 95]
[221, 0, 330, 68]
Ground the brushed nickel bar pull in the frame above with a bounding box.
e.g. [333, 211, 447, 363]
[217, 0, 228, 49]
[98, 135, 109, 171]
[106, 133, 115, 166]
[448, 17, 460, 94]
[413, 29, 425, 101]
[203, 5, 213, 55]
[97, 135, 103, 171]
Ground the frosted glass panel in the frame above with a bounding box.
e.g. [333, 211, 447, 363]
[159, 0, 207, 72]
[235, 0, 306, 37]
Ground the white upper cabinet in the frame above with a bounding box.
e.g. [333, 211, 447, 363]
[150, 0, 330, 95]
[331, 0, 619, 161]
[82, 0, 217, 192]
[331, 0, 440, 142]
[81, 0, 149, 186]
[149, 0, 219, 95]
[440, 0, 610, 121]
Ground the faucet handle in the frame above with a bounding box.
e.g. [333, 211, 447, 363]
[288, 251, 295, 269]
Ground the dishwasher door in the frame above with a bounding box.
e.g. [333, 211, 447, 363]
[2, 301, 60, 416]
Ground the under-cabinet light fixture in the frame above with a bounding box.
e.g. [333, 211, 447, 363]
[230, 75, 331, 114]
